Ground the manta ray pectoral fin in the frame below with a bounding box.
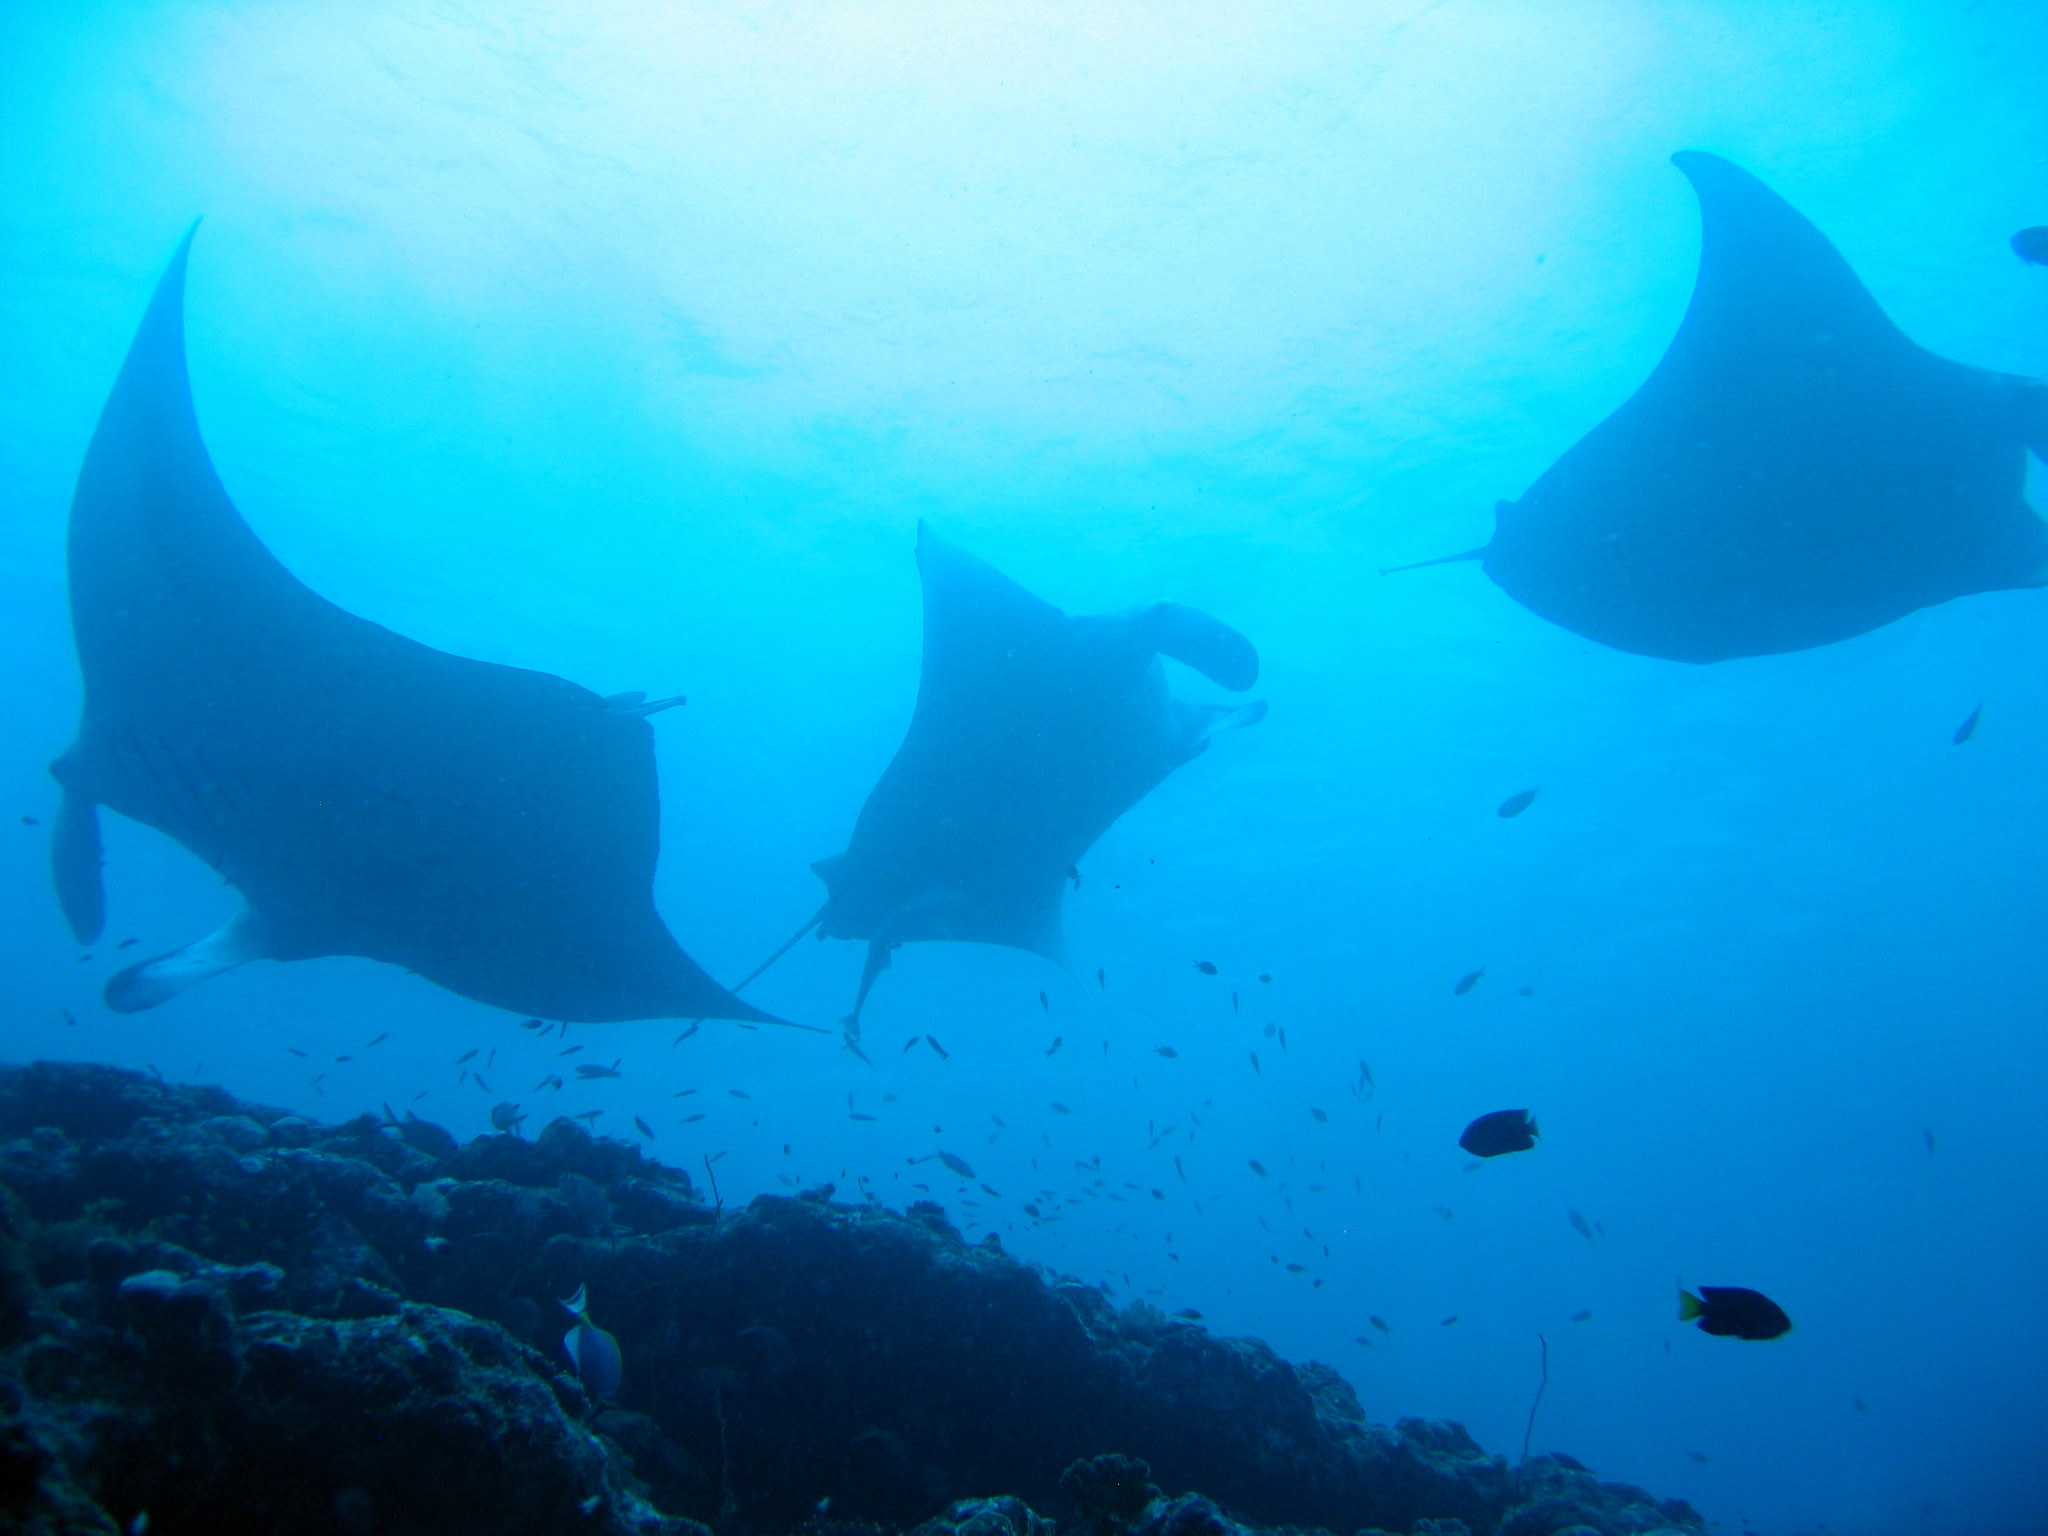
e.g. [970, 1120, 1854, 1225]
[50, 790, 106, 945]
[104, 905, 275, 1013]
[1134, 603, 1259, 691]
[1379, 543, 1489, 577]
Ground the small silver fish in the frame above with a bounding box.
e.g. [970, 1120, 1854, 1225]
[575, 1060, 622, 1080]
[560, 1284, 623, 1398]
[938, 1151, 975, 1179]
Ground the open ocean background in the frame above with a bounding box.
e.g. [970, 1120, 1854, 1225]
[4, 4, 2046, 1532]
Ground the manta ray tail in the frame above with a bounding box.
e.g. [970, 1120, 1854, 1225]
[1379, 545, 1488, 577]
[105, 905, 274, 1013]
[1134, 603, 1259, 691]
[49, 789, 106, 945]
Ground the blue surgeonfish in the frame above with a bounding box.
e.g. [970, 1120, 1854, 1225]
[560, 1284, 623, 1398]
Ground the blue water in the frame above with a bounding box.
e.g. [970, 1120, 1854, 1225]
[5, 4, 2047, 1532]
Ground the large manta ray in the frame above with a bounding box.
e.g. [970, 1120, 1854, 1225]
[801, 525, 1264, 1037]
[50, 229, 778, 1026]
[1393, 150, 2048, 663]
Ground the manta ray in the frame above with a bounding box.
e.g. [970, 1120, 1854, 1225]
[1391, 150, 2048, 663]
[795, 525, 1263, 1037]
[49, 228, 778, 1026]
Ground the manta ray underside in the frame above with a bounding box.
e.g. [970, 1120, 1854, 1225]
[1397, 150, 2048, 663]
[50, 228, 777, 1025]
[804, 525, 1265, 1038]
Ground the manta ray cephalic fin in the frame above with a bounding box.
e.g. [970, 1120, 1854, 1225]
[104, 904, 275, 1014]
[50, 790, 106, 945]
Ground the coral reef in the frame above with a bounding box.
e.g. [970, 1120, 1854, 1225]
[0, 1062, 1702, 1536]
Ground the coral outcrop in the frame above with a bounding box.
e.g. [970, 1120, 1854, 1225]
[0, 1062, 1702, 1536]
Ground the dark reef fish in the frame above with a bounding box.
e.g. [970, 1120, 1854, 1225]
[49, 229, 777, 1027]
[1453, 968, 1485, 996]
[1459, 1109, 1538, 1157]
[2013, 226, 2048, 265]
[1194, 960, 1219, 975]
[803, 524, 1262, 1036]
[560, 1283, 623, 1397]
[1387, 153, 2048, 662]
[1496, 788, 1538, 818]
[1680, 1285, 1792, 1341]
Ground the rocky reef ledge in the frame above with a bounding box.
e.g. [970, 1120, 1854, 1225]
[0, 1061, 1701, 1536]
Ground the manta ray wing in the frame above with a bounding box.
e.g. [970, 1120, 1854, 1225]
[1482, 151, 2048, 663]
[52, 228, 773, 1025]
[810, 524, 1263, 1029]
